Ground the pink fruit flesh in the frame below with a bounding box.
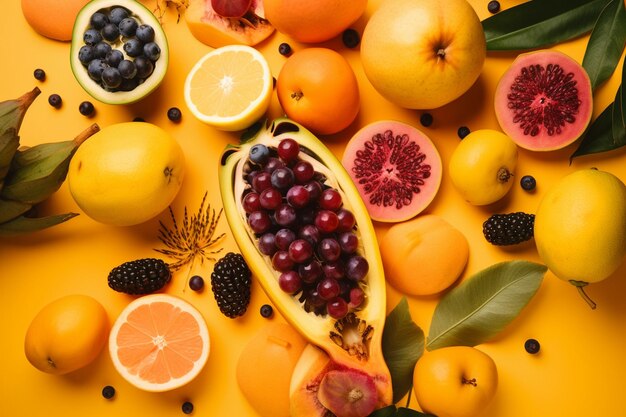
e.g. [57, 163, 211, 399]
[318, 369, 378, 417]
[341, 121, 442, 223]
[211, 0, 252, 18]
[494, 50, 593, 151]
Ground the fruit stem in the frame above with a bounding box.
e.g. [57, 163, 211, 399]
[569, 280, 597, 309]
[497, 167, 512, 183]
[462, 377, 477, 386]
[405, 385, 413, 408]
[73, 123, 100, 147]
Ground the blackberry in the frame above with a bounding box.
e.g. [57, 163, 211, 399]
[211, 253, 252, 318]
[108, 258, 171, 294]
[483, 212, 535, 246]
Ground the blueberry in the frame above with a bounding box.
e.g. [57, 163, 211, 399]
[102, 67, 122, 89]
[189, 275, 204, 291]
[167, 107, 182, 122]
[106, 49, 124, 67]
[118, 17, 138, 37]
[102, 23, 120, 42]
[457, 126, 471, 139]
[488, 0, 501, 13]
[520, 175, 536, 191]
[249, 144, 270, 165]
[78, 45, 95, 65]
[79, 101, 95, 117]
[87, 59, 107, 81]
[123, 38, 143, 57]
[83, 28, 102, 46]
[135, 24, 155, 43]
[109, 7, 129, 25]
[90, 12, 109, 30]
[278, 43, 292, 56]
[93, 41, 112, 59]
[101, 385, 116, 399]
[119, 77, 140, 92]
[48, 94, 62, 108]
[524, 338, 540, 354]
[33, 68, 46, 81]
[134, 56, 154, 78]
[143, 42, 161, 61]
[181, 401, 194, 414]
[118, 60, 138, 79]
[342, 28, 361, 48]
[260, 304, 273, 318]
[420, 113, 433, 127]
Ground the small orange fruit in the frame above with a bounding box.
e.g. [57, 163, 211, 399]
[109, 294, 210, 392]
[276, 48, 360, 135]
[21, 0, 89, 41]
[264, 0, 367, 43]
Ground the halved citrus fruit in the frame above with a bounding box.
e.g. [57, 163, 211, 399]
[109, 294, 210, 392]
[184, 44, 273, 131]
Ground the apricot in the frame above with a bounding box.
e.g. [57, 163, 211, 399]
[21, 0, 90, 41]
[380, 215, 469, 296]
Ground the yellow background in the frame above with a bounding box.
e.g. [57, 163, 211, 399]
[1, 0, 625, 416]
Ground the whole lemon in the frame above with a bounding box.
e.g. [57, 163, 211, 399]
[24, 294, 109, 375]
[68, 122, 185, 226]
[534, 168, 626, 308]
[448, 129, 518, 205]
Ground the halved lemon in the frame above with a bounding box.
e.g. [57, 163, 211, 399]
[109, 294, 210, 392]
[184, 45, 273, 131]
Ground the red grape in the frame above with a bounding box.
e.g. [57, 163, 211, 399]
[293, 160, 314, 183]
[242, 192, 261, 213]
[286, 185, 310, 208]
[279, 270, 302, 294]
[272, 250, 294, 272]
[327, 297, 349, 319]
[248, 211, 271, 234]
[319, 188, 342, 211]
[277, 138, 300, 162]
[289, 239, 313, 263]
[315, 210, 339, 233]
[259, 187, 282, 210]
[317, 277, 341, 300]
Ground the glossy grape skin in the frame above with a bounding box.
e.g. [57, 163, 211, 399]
[242, 192, 261, 213]
[258, 233, 277, 256]
[277, 138, 300, 162]
[259, 187, 283, 210]
[317, 278, 341, 300]
[304, 180, 323, 201]
[299, 260, 323, 283]
[264, 157, 286, 174]
[319, 188, 342, 211]
[346, 255, 369, 281]
[322, 261, 345, 280]
[286, 185, 310, 208]
[336, 208, 356, 232]
[318, 238, 341, 262]
[338, 232, 358, 254]
[299, 224, 321, 245]
[349, 286, 365, 307]
[327, 297, 349, 319]
[248, 211, 272, 234]
[271, 167, 295, 190]
[272, 250, 294, 272]
[274, 203, 297, 227]
[293, 160, 315, 184]
[279, 271, 302, 294]
[275, 228, 296, 250]
[253, 171, 272, 192]
[289, 239, 314, 263]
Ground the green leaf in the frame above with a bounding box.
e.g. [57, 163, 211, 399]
[426, 261, 547, 351]
[382, 298, 425, 404]
[571, 102, 622, 159]
[0, 212, 78, 236]
[612, 86, 626, 143]
[397, 408, 435, 417]
[368, 406, 435, 417]
[369, 406, 398, 417]
[482, 0, 611, 51]
[582, 0, 626, 90]
[621, 55, 626, 124]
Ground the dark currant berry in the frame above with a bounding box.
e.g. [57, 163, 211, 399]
[101, 385, 116, 399]
[520, 175, 536, 191]
[181, 401, 194, 414]
[488, 0, 501, 14]
[118, 17, 139, 37]
[106, 49, 124, 67]
[79, 101, 95, 117]
[524, 338, 540, 354]
[136, 24, 156, 43]
[109, 7, 130, 25]
[48, 94, 62, 108]
[457, 126, 471, 139]
[33, 68, 46, 81]
[168, 107, 182, 122]
[83, 28, 102, 45]
[118, 60, 138, 79]
[93, 41, 112, 59]
[102, 67, 122, 89]
[134, 56, 154, 78]
[78, 45, 95, 65]
[420, 112, 433, 127]
[342, 28, 361, 48]
[278, 42, 292, 56]
[102, 23, 120, 41]
[90, 12, 109, 30]
[123, 38, 144, 57]
[260, 304, 274, 318]
[143, 42, 161, 61]
[189, 275, 205, 291]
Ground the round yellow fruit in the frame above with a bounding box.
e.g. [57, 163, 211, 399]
[449, 129, 518, 205]
[24, 294, 109, 375]
[360, 0, 486, 109]
[413, 346, 498, 417]
[68, 122, 185, 226]
[236, 322, 307, 417]
[380, 215, 469, 296]
[534, 169, 626, 306]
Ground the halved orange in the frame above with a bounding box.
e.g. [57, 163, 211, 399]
[109, 294, 210, 392]
[184, 45, 273, 131]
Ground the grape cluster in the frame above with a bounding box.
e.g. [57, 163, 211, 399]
[242, 138, 369, 319]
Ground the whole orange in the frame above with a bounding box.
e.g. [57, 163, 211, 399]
[264, 0, 367, 43]
[276, 48, 360, 135]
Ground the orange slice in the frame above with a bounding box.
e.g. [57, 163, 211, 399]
[109, 294, 210, 392]
[184, 45, 273, 132]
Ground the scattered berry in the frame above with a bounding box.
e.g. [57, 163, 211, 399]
[33, 68, 46, 81]
[342, 29, 361, 48]
[520, 175, 537, 191]
[488, 0, 501, 14]
[101, 385, 116, 399]
[260, 304, 274, 318]
[278, 43, 292, 56]
[211, 253, 252, 318]
[483, 212, 535, 246]
[167, 107, 182, 122]
[48, 94, 62, 108]
[457, 126, 471, 139]
[108, 258, 171, 294]
[181, 401, 194, 414]
[79, 101, 95, 117]
[524, 338, 540, 354]
[189, 275, 205, 291]
[420, 113, 433, 127]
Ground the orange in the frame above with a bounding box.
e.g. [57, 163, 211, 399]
[276, 48, 360, 135]
[108, 294, 210, 392]
[21, 0, 89, 41]
[264, 0, 367, 43]
[184, 45, 273, 131]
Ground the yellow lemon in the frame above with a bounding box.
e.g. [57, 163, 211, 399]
[68, 122, 185, 226]
[24, 294, 109, 375]
[449, 129, 518, 205]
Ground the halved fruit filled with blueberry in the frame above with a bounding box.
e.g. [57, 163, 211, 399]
[70, 0, 168, 104]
